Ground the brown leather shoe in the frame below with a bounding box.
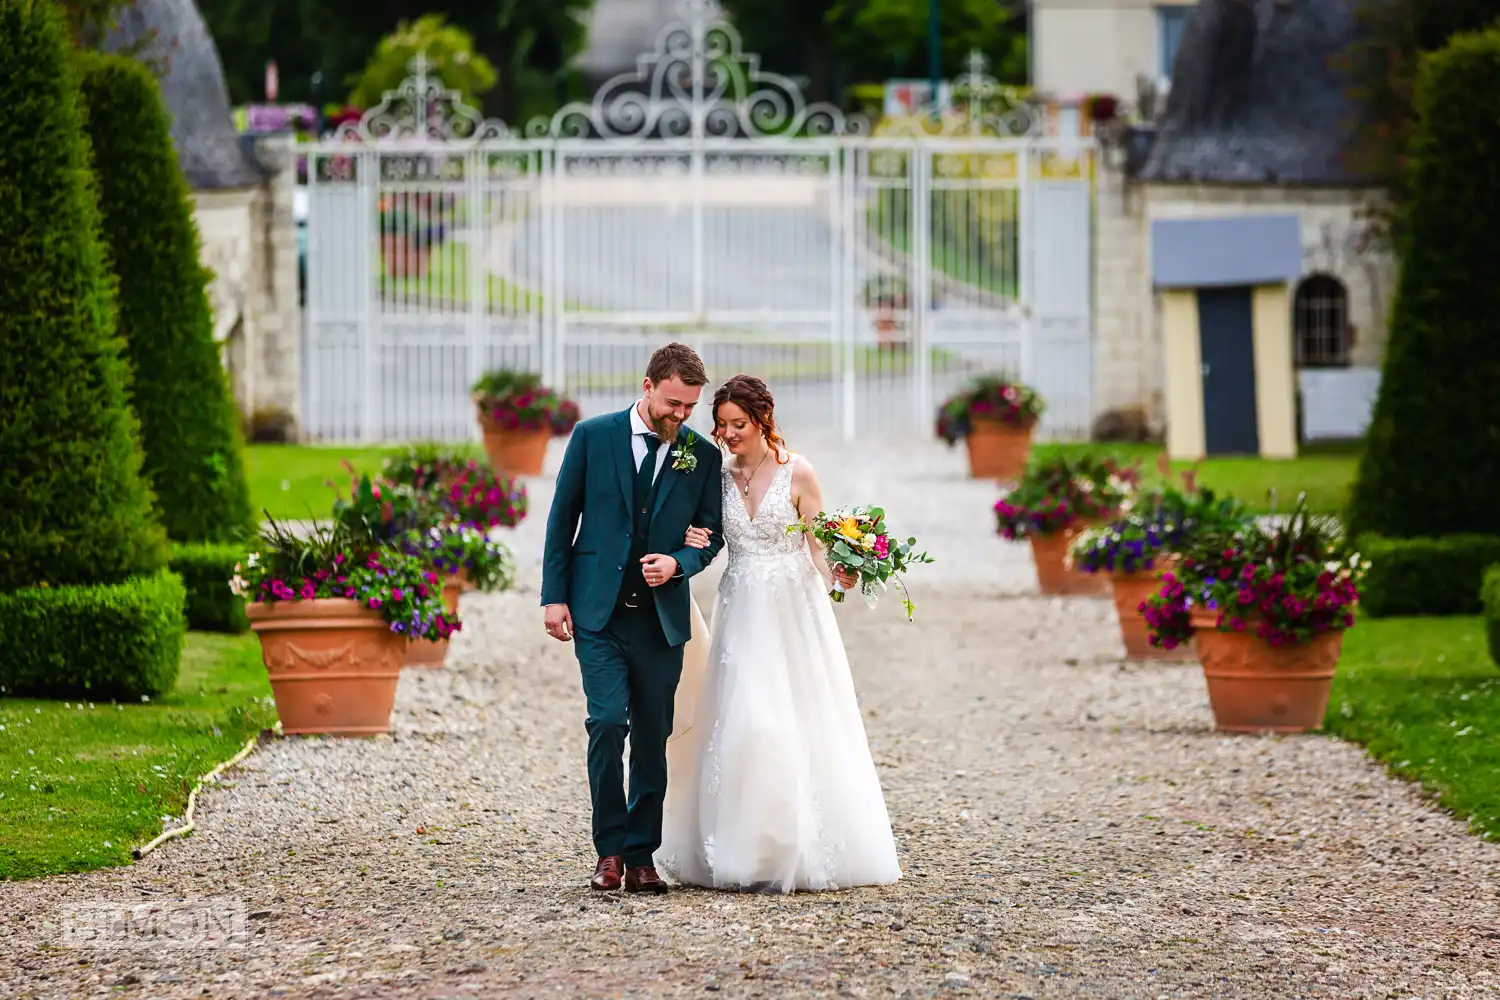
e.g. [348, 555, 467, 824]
[623, 865, 669, 894]
[590, 856, 624, 891]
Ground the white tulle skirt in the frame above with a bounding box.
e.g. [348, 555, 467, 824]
[656, 557, 902, 893]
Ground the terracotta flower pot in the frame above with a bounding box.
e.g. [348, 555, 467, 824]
[477, 413, 550, 477]
[247, 599, 403, 737]
[404, 580, 462, 667]
[965, 420, 1034, 483]
[1109, 570, 1196, 661]
[1030, 520, 1110, 596]
[1192, 613, 1343, 732]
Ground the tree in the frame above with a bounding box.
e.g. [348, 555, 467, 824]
[76, 50, 254, 543]
[828, 0, 1026, 84]
[349, 14, 496, 110]
[1343, 0, 1500, 241]
[1346, 27, 1500, 539]
[198, 0, 590, 122]
[468, 0, 590, 125]
[0, 0, 168, 593]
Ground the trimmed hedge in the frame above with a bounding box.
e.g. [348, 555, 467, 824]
[0, 570, 186, 700]
[1357, 534, 1500, 617]
[170, 542, 248, 632]
[1481, 566, 1500, 668]
[0, 0, 167, 592]
[1347, 30, 1500, 540]
[76, 52, 254, 543]
[169, 542, 249, 633]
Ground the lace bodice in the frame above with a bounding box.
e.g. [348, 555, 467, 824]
[718, 455, 816, 592]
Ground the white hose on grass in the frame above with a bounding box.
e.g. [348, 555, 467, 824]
[132, 735, 261, 859]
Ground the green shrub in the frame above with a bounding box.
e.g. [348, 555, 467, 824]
[0, 0, 167, 592]
[169, 542, 248, 633]
[1481, 566, 1500, 668]
[0, 570, 186, 700]
[1357, 534, 1500, 617]
[1347, 29, 1500, 540]
[76, 52, 253, 543]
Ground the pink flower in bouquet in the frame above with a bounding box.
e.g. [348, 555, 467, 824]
[874, 535, 890, 559]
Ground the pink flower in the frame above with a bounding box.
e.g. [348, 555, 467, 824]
[873, 535, 890, 559]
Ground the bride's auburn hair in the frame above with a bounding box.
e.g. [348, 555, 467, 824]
[712, 374, 789, 462]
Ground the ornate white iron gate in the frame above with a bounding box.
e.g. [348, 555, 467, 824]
[303, 0, 1095, 443]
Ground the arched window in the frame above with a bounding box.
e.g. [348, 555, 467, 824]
[1293, 273, 1352, 368]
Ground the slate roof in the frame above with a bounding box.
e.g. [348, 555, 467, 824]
[105, 0, 265, 190]
[1139, 0, 1372, 187]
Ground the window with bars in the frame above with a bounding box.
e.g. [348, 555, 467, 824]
[1293, 273, 1353, 368]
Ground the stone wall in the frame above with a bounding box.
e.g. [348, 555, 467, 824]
[191, 135, 301, 435]
[1092, 160, 1397, 431]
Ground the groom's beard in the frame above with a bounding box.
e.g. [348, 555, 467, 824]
[646, 409, 682, 442]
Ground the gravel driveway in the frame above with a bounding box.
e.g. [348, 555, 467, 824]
[2, 437, 1498, 999]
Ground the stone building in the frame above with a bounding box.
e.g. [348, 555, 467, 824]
[106, 0, 301, 435]
[1092, 0, 1393, 448]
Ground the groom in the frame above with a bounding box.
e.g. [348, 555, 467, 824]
[541, 343, 725, 893]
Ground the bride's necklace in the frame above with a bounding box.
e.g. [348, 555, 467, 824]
[734, 448, 771, 496]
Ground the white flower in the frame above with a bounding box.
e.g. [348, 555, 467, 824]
[246, 552, 260, 567]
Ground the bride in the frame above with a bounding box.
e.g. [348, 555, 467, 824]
[654, 374, 902, 892]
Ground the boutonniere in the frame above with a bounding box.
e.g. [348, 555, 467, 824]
[670, 430, 699, 473]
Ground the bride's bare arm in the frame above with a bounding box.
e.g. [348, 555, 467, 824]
[790, 457, 855, 590]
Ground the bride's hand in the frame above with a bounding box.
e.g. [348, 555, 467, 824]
[684, 525, 713, 549]
[832, 566, 859, 591]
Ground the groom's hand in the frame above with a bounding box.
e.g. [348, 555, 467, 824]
[640, 554, 678, 587]
[544, 604, 573, 642]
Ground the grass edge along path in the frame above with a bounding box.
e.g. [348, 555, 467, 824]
[0, 632, 277, 880]
[1326, 614, 1500, 842]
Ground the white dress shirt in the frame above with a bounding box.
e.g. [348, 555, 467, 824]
[630, 400, 670, 482]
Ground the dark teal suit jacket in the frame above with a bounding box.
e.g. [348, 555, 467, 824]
[540, 408, 725, 646]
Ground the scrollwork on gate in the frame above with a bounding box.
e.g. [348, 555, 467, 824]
[879, 51, 1043, 139]
[525, 0, 866, 140]
[334, 51, 514, 143]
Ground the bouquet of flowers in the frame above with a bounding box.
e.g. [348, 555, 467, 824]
[994, 454, 1139, 540]
[1139, 494, 1368, 650]
[788, 506, 933, 619]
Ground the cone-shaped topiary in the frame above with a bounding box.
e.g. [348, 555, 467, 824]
[0, 0, 167, 593]
[1347, 28, 1500, 540]
[76, 51, 254, 543]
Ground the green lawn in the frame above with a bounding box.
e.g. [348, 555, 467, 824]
[245, 444, 407, 521]
[1327, 615, 1500, 841]
[1033, 439, 1361, 516]
[0, 633, 277, 879]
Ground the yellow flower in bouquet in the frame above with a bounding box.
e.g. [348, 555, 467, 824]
[836, 516, 864, 541]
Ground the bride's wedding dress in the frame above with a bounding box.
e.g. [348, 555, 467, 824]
[656, 455, 902, 892]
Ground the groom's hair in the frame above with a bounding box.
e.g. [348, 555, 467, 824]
[645, 342, 709, 387]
